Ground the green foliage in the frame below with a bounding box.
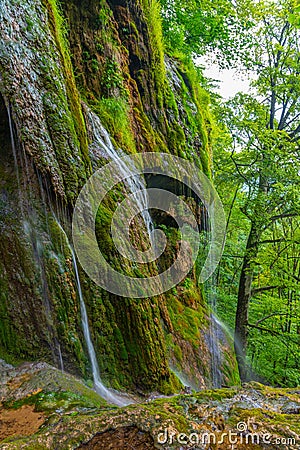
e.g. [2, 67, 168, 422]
[94, 3, 113, 29]
[182, 277, 193, 290]
[214, 0, 300, 385]
[160, 0, 254, 66]
[289, 3, 300, 27]
[101, 59, 125, 94]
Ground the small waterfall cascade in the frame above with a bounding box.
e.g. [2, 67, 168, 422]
[208, 308, 223, 388]
[55, 219, 131, 406]
[71, 247, 131, 406]
[5, 100, 64, 371]
[203, 208, 222, 388]
[88, 110, 154, 243]
[6, 102, 24, 217]
[58, 344, 64, 373]
[7, 101, 36, 216]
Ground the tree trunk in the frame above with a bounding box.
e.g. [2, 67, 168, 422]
[234, 222, 260, 382]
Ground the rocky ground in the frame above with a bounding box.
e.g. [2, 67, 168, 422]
[0, 360, 299, 449]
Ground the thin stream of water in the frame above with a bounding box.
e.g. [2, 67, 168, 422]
[6, 100, 64, 371]
[203, 208, 222, 388]
[88, 110, 154, 241]
[6, 102, 24, 217]
[55, 218, 131, 406]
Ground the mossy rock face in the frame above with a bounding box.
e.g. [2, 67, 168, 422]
[0, 361, 107, 409]
[0, 0, 231, 396]
[60, 0, 216, 171]
[0, 0, 90, 203]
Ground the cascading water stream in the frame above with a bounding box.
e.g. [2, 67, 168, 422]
[57, 343, 64, 373]
[208, 311, 222, 388]
[71, 247, 132, 406]
[5, 100, 64, 371]
[6, 101, 24, 217]
[55, 219, 131, 406]
[88, 110, 154, 242]
[203, 207, 222, 388]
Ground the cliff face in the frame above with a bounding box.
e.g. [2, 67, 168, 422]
[0, 0, 237, 393]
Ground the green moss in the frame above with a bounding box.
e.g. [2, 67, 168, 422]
[92, 97, 136, 153]
[3, 389, 106, 413]
[2, 385, 299, 448]
[0, 275, 13, 354]
[142, 0, 167, 108]
[133, 106, 168, 152]
[158, 371, 183, 395]
[194, 387, 238, 402]
[43, 0, 91, 178]
[229, 407, 300, 435]
[221, 342, 240, 386]
[167, 295, 206, 348]
[173, 343, 183, 362]
[95, 3, 113, 29]
[175, 60, 212, 173]
[0, 221, 50, 365]
[114, 327, 129, 362]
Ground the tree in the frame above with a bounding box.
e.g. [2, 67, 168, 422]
[159, 0, 254, 65]
[215, 0, 300, 382]
[246, 215, 300, 386]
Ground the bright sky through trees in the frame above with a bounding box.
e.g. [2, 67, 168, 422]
[196, 58, 252, 99]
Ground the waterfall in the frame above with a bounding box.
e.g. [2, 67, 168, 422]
[203, 207, 223, 388]
[5, 100, 65, 371]
[55, 219, 131, 406]
[6, 102, 24, 217]
[88, 110, 154, 242]
[57, 343, 64, 373]
[71, 247, 131, 406]
[208, 311, 222, 388]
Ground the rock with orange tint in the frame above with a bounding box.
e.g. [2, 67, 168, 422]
[0, 405, 45, 441]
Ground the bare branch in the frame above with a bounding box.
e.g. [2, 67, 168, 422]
[270, 212, 298, 222]
[255, 312, 297, 326]
[247, 323, 300, 344]
[251, 285, 285, 295]
[259, 238, 299, 245]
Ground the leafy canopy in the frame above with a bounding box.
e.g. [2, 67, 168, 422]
[160, 0, 254, 65]
[213, 0, 300, 385]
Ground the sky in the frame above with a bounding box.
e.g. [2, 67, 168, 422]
[196, 58, 252, 99]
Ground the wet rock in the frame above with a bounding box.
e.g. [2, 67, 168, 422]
[77, 426, 156, 450]
[0, 373, 299, 449]
[281, 402, 300, 415]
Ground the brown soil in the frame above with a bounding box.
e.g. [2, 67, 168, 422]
[0, 405, 45, 442]
[77, 426, 157, 449]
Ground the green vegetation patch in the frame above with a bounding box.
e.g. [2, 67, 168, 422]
[3, 389, 106, 413]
